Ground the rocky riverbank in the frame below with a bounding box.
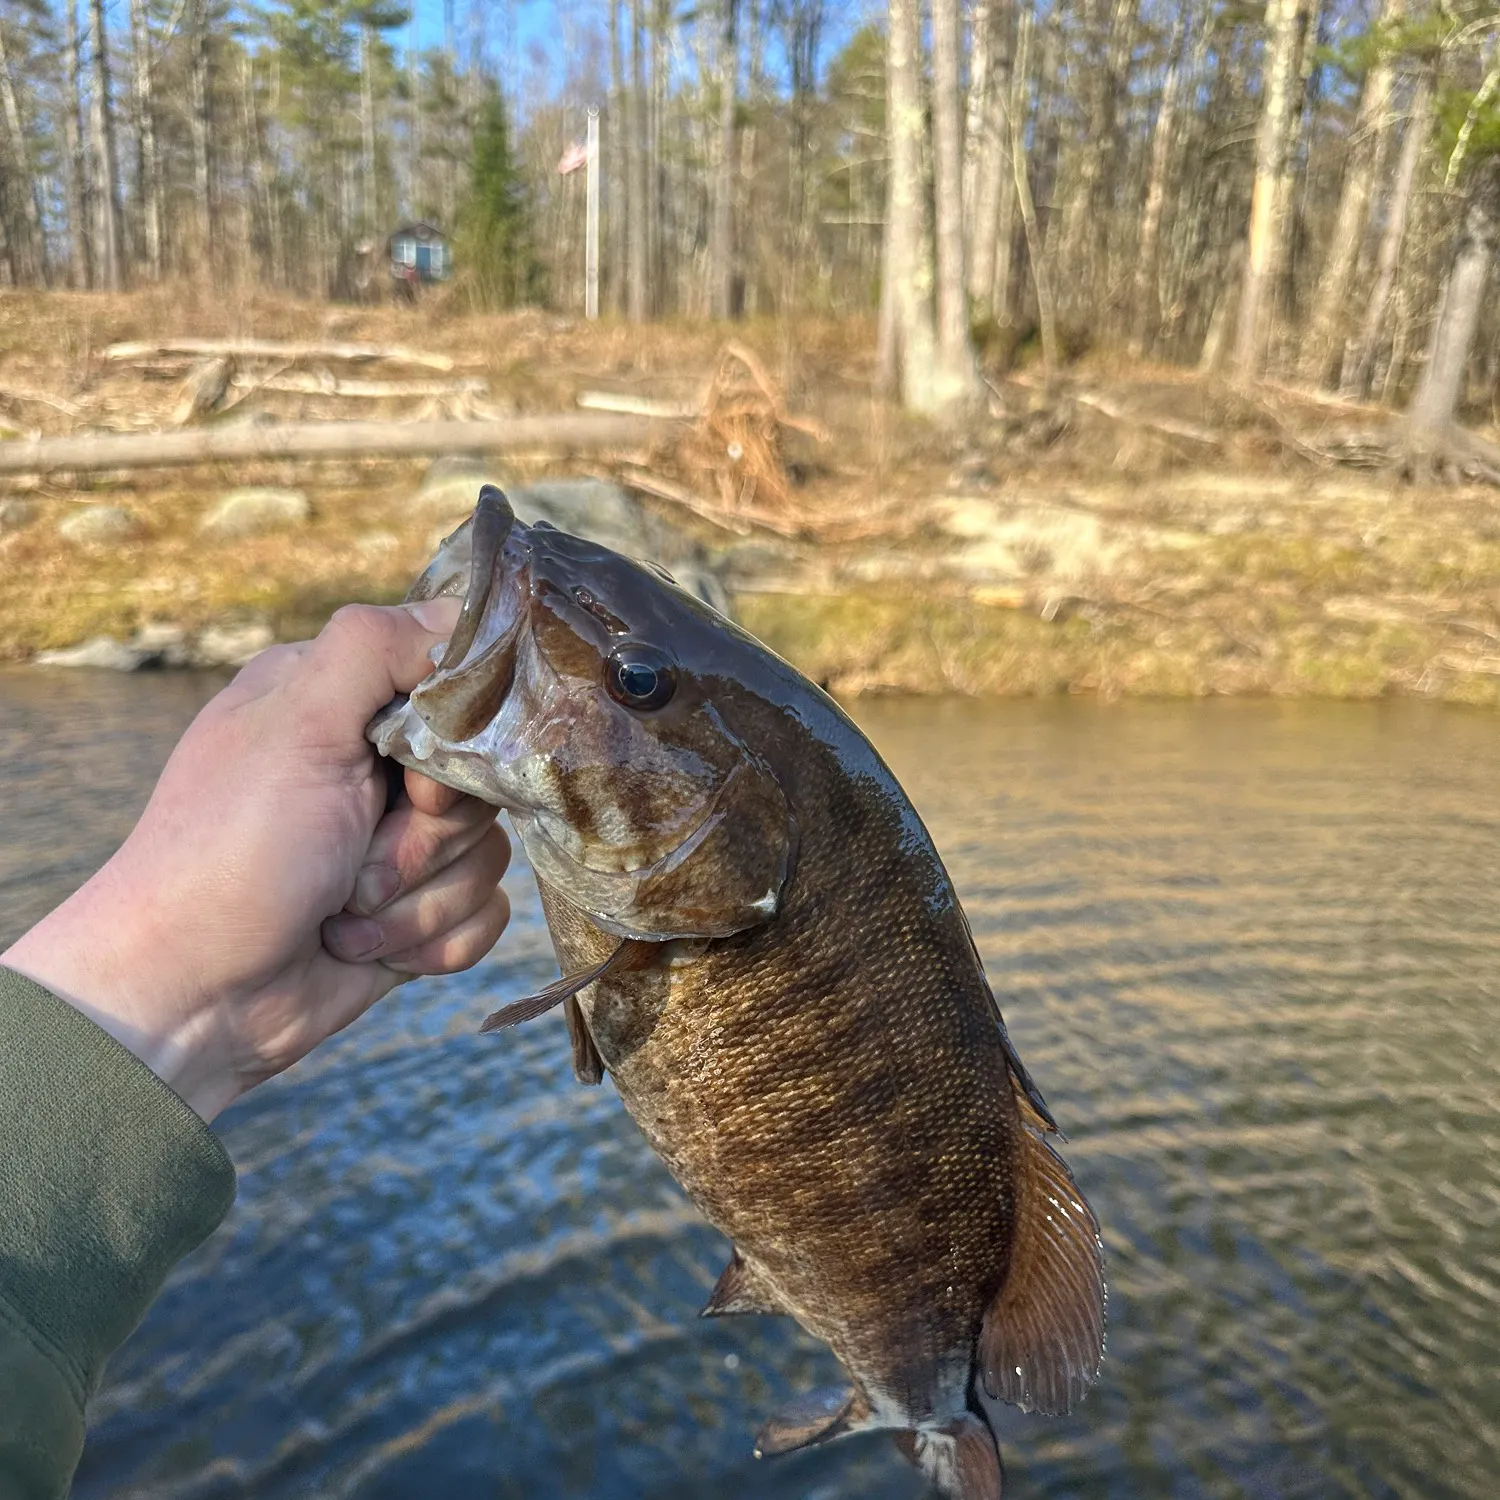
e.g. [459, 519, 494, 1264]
[5, 291, 1500, 704]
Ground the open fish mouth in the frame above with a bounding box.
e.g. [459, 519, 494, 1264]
[372, 485, 532, 757]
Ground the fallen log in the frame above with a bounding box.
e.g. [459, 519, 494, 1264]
[230, 371, 490, 399]
[578, 390, 700, 419]
[0, 413, 662, 476]
[102, 338, 457, 372]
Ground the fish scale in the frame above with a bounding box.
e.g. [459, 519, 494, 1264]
[369, 486, 1106, 1498]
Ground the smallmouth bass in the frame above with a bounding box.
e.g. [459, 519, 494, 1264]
[369, 486, 1105, 1498]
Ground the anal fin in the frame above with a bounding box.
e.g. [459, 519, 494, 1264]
[894, 1413, 1004, 1500]
[701, 1248, 786, 1318]
[753, 1384, 867, 1458]
[979, 1115, 1106, 1416]
[563, 996, 604, 1085]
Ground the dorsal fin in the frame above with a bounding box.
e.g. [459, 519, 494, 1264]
[700, 1247, 787, 1318]
[978, 1108, 1106, 1416]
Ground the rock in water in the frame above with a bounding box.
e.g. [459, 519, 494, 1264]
[198, 486, 311, 541]
[57, 506, 141, 546]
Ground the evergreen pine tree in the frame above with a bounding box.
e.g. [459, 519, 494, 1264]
[457, 86, 539, 309]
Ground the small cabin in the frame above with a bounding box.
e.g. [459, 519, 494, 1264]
[387, 222, 452, 285]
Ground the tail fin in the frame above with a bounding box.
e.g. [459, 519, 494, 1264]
[893, 1411, 1004, 1500]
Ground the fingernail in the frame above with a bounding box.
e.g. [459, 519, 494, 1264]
[406, 597, 462, 634]
[326, 914, 383, 960]
[353, 863, 401, 915]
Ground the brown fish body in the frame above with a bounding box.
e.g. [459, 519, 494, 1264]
[369, 489, 1105, 1498]
[542, 702, 1024, 1417]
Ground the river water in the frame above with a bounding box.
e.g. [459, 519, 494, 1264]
[2, 671, 1497, 1500]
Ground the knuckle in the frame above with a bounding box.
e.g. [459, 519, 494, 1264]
[323, 603, 392, 654]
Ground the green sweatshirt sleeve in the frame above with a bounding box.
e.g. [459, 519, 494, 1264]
[0, 968, 236, 1500]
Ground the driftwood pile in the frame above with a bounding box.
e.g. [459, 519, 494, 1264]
[0, 336, 835, 542]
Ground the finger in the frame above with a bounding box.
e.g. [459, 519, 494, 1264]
[406, 766, 466, 817]
[381, 890, 511, 977]
[348, 794, 505, 916]
[323, 824, 510, 961]
[300, 598, 463, 729]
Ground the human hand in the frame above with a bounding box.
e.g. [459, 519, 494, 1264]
[2, 600, 510, 1122]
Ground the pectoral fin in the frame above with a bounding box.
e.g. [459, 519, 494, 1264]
[700, 1248, 786, 1318]
[479, 940, 653, 1033]
[978, 1114, 1106, 1416]
[753, 1385, 868, 1458]
[563, 996, 605, 1084]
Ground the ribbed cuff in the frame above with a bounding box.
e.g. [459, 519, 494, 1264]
[0, 967, 236, 1402]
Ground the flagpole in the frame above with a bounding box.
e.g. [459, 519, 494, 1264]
[585, 109, 600, 321]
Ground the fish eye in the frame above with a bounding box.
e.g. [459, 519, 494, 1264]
[605, 644, 677, 711]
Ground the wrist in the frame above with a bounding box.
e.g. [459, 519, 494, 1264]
[1, 872, 234, 1123]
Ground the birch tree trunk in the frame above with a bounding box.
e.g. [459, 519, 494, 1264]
[965, 0, 1013, 317]
[884, 0, 939, 410]
[930, 0, 982, 405]
[0, 22, 49, 285]
[1129, 12, 1186, 357]
[88, 0, 124, 289]
[1407, 155, 1500, 437]
[63, 0, 90, 289]
[128, 0, 161, 281]
[1343, 69, 1433, 399]
[710, 0, 737, 318]
[1231, 0, 1306, 380]
[1297, 0, 1403, 386]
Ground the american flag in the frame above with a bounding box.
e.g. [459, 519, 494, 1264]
[557, 141, 590, 175]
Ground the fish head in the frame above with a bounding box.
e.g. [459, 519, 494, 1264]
[370, 486, 795, 942]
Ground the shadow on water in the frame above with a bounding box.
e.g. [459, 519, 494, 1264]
[2, 670, 1497, 1499]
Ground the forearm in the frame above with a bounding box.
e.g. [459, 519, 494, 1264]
[0, 968, 235, 1500]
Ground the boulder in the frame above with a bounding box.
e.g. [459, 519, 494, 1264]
[415, 456, 508, 515]
[57, 505, 141, 546]
[0, 498, 38, 534]
[191, 621, 275, 668]
[199, 486, 311, 541]
[35, 635, 151, 670]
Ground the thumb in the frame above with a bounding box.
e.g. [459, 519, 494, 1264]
[303, 598, 464, 726]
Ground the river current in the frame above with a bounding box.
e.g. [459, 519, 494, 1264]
[2, 670, 1496, 1499]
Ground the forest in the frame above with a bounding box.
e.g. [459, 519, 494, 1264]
[2, 0, 1500, 444]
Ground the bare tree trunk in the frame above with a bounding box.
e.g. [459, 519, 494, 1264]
[88, 0, 124, 289]
[1129, 12, 1186, 357]
[607, 0, 625, 313]
[63, 0, 90, 289]
[360, 22, 377, 233]
[1231, 0, 1305, 380]
[407, 15, 421, 215]
[128, 0, 162, 281]
[1298, 0, 1402, 386]
[189, 0, 215, 267]
[0, 22, 49, 285]
[626, 0, 648, 320]
[930, 0, 981, 405]
[1009, 11, 1058, 371]
[710, 0, 737, 318]
[884, 0, 939, 410]
[1408, 156, 1500, 437]
[965, 0, 1013, 318]
[1343, 69, 1432, 399]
